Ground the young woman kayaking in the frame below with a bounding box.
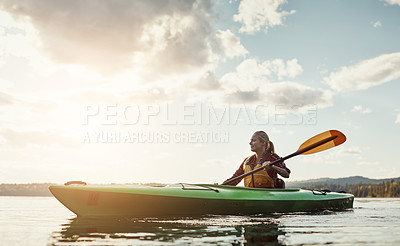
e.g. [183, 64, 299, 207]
[223, 131, 290, 188]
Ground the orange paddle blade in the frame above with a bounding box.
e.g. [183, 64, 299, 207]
[297, 130, 346, 155]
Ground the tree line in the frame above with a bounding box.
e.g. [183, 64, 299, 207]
[0, 183, 54, 196]
[1, 181, 400, 197]
[0, 183, 164, 196]
[302, 180, 400, 198]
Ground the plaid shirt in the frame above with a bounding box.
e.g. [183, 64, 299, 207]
[224, 152, 290, 186]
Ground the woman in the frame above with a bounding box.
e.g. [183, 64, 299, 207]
[224, 131, 290, 188]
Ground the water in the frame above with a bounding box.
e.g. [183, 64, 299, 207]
[1, 197, 400, 245]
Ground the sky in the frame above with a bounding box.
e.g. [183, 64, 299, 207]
[0, 0, 399, 184]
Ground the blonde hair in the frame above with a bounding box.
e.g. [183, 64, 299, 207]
[254, 131, 275, 153]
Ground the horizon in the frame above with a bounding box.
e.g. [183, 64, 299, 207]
[1, 0, 399, 184]
[2, 175, 400, 185]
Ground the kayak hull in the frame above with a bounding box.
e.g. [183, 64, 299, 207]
[49, 184, 354, 217]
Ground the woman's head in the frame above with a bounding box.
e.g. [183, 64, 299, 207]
[250, 131, 275, 153]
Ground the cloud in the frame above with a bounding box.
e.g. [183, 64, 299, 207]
[0, 0, 216, 77]
[0, 91, 15, 105]
[69, 90, 120, 104]
[27, 100, 58, 114]
[351, 105, 372, 114]
[0, 129, 77, 148]
[226, 89, 261, 103]
[70, 87, 172, 104]
[396, 113, 400, 124]
[219, 58, 331, 109]
[339, 147, 362, 155]
[0, 11, 41, 61]
[382, 0, 400, 6]
[192, 72, 220, 91]
[371, 21, 382, 28]
[216, 29, 248, 58]
[122, 87, 172, 104]
[324, 52, 400, 91]
[225, 82, 332, 109]
[220, 58, 303, 93]
[233, 0, 295, 34]
[263, 82, 333, 109]
[0, 90, 57, 114]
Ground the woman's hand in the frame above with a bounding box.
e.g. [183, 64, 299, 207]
[262, 161, 290, 178]
[261, 161, 273, 170]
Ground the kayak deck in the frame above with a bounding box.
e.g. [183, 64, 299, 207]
[49, 183, 354, 217]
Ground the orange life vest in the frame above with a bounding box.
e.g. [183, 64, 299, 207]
[243, 156, 274, 188]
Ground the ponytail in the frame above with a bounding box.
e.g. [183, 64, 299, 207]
[269, 141, 275, 153]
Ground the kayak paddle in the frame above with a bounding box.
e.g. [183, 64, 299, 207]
[222, 130, 346, 185]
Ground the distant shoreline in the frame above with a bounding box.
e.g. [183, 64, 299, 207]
[1, 176, 400, 198]
[0, 183, 56, 197]
[0, 182, 166, 197]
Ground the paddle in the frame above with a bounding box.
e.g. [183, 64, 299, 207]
[222, 130, 346, 185]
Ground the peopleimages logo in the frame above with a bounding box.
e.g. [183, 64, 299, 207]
[82, 103, 318, 126]
[81, 103, 317, 144]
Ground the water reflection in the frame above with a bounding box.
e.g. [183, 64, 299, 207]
[50, 215, 285, 245]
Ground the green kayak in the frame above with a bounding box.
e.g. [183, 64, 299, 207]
[49, 183, 354, 217]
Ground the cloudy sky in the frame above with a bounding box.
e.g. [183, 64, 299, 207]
[1, 0, 399, 184]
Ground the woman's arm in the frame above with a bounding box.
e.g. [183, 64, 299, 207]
[271, 165, 290, 178]
[223, 163, 245, 186]
[262, 161, 290, 178]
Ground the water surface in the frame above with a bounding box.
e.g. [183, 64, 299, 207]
[1, 197, 399, 245]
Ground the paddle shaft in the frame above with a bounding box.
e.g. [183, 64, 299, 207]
[222, 135, 338, 185]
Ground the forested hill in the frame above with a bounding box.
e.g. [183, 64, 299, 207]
[287, 176, 400, 187]
[287, 176, 400, 198]
[0, 183, 55, 196]
[0, 183, 162, 196]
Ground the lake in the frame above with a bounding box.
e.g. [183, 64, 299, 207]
[1, 196, 399, 245]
